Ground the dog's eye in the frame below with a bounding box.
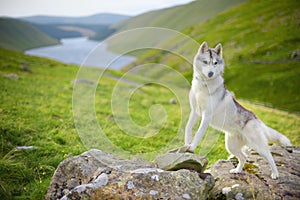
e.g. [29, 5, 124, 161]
[202, 60, 208, 64]
[213, 61, 218, 65]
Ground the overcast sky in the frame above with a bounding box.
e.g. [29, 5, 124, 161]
[0, 0, 194, 17]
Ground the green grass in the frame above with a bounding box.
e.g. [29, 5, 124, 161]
[0, 48, 299, 199]
[123, 0, 300, 113]
[0, 48, 84, 199]
[0, 18, 59, 51]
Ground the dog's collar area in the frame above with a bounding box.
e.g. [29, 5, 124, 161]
[194, 75, 224, 95]
[195, 73, 217, 83]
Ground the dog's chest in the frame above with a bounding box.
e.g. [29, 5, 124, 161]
[192, 83, 210, 110]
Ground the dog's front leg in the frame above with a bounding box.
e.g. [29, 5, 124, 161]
[185, 110, 200, 145]
[189, 111, 211, 151]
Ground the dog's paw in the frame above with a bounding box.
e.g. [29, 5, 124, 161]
[229, 168, 242, 174]
[271, 172, 279, 180]
[168, 145, 193, 153]
[178, 145, 194, 153]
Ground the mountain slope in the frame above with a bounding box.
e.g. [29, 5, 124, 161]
[0, 18, 59, 51]
[122, 0, 300, 113]
[20, 13, 130, 25]
[107, 0, 247, 53]
[112, 0, 247, 32]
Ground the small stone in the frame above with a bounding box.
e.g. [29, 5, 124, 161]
[93, 173, 108, 188]
[169, 98, 177, 104]
[155, 152, 208, 173]
[291, 49, 300, 59]
[15, 146, 37, 151]
[149, 190, 158, 196]
[182, 193, 191, 199]
[20, 64, 32, 72]
[151, 174, 159, 181]
[222, 187, 231, 194]
[4, 73, 19, 79]
[235, 193, 244, 200]
[126, 181, 134, 189]
[71, 79, 94, 84]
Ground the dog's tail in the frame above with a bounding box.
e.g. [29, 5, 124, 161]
[263, 124, 292, 146]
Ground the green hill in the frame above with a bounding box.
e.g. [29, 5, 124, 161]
[107, 0, 247, 53]
[0, 18, 59, 51]
[122, 0, 300, 113]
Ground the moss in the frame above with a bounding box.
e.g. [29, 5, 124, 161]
[243, 163, 259, 175]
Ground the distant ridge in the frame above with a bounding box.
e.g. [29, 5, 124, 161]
[20, 13, 130, 25]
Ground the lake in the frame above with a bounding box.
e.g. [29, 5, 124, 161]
[25, 37, 136, 69]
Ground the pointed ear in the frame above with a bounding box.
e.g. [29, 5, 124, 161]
[214, 43, 222, 57]
[198, 41, 208, 54]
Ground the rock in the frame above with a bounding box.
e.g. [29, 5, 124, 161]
[77, 168, 212, 199]
[155, 152, 208, 173]
[46, 145, 299, 199]
[20, 64, 32, 72]
[46, 149, 214, 199]
[71, 79, 94, 84]
[169, 98, 177, 104]
[207, 145, 300, 199]
[4, 73, 19, 79]
[15, 146, 38, 151]
[291, 49, 300, 60]
[45, 149, 155, 199]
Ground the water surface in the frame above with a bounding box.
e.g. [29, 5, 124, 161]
[25, 37, 136, 69]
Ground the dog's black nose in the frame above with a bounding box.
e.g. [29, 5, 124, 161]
[208, 72, 214, 78]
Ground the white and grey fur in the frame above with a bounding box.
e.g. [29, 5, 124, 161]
[184, 41, 291, 179]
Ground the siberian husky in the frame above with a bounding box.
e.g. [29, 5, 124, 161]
[182, 41, 291, 179]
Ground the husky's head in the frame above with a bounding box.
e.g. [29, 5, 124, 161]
[193, 41, 224, 80]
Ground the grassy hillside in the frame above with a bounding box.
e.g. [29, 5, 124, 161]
[0, 18, 59, 51]
[122, 0, 300, 113]
[0, 48, 299, 199]
[107, 0, 247, 53]
[112, 0, 246, 32]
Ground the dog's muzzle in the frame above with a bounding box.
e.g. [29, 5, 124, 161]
[208, 71, 214, 78]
